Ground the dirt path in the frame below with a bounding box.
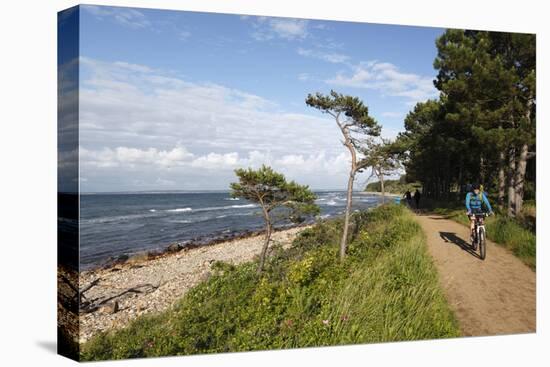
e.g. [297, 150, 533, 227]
[415, 214, 536, 336]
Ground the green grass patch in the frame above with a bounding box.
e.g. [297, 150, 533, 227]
[81, 205, 459, 361]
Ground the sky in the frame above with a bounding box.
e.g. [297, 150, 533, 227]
[72, 5, 445, 192]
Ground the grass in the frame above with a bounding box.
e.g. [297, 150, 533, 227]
[81, 205, 460, 361]
[430, 202, 536, 270]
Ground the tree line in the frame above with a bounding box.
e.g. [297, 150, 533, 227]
[394, 30, 535, 217]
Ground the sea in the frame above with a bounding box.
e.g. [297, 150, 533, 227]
[78, 191, 384, 270]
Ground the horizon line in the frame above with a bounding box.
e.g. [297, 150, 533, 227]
[78, 188, 370, 195]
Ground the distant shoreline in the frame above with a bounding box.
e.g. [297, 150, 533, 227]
[79, 191, 386, 270]
[361, 191, 400, 197]
[80, 189, 355, 195]
[85, 222, 311, 272]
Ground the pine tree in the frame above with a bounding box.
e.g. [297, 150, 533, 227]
[433, 30, 535, 216]
[306, 90, 380, 259]
[230, 165, 319, 272]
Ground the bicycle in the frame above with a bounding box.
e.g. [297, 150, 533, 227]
[470, 212, 489, 260]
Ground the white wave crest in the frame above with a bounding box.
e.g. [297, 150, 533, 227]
[166, 207, 193, 212]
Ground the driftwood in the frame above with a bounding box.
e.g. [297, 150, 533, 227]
[59, 274, 101, 304]
[58, 274, 81, 312]
[79, 281, 160, 314]
[60, 274, 79, 294]
[81, 278, 101, 295]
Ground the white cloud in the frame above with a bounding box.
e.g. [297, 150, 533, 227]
[155, 178, 176, 186]
[190, 152, 240, 169]
[297, 48, 350, 64]
[295, 46, 437, 105]
[312, 23, 328, 30]
[112, 61, 152, 73]
[269, 19, 308, 39]
[80, 145, 352, 185]
[247, 17, 309, 41]
[298, 73, 310, 81]
[326, 61, 438, 104]
[78, 57, 365, 190]
[82, 5, 151, 29]
[80, 145, 194, 168]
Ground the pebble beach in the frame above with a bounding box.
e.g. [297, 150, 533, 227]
[78, 225, 310, 342]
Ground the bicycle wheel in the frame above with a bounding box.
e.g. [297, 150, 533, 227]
[479, 227, 486, 260]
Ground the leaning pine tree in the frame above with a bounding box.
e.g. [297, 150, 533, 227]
[306, 90, 380, 260]
[230, 165, 319, 272]
[361, 137, 401, 204]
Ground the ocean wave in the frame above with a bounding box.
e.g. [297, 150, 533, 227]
[166, 207, 193, 212]
[192, 203, 258, 212]
[81, 213, 156, 224]
[86, 204, 259, 225]
[230, 204, 257, 208]
[224, 197, 240, 201]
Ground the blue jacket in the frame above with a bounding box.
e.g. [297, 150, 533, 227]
[465, 192, 492, 213]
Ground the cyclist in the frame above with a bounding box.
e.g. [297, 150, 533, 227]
[465, 183, 494, 242]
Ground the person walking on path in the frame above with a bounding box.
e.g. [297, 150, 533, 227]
[414, 189, 421, 209]
[403, 190, 412, 208]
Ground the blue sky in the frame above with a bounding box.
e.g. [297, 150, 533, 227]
[74, 5, 444, 191]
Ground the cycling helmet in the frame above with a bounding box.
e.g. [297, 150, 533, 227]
[472, 183, 480, 190]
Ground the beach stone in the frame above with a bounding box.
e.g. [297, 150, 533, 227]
[127, 253, 149, 264]
[199, 270, 211, 282]
[116, 254, 129, 263]
[166, 243, 183, 253]
[100, 301, 119, 315]
[147, 250, 162, 259]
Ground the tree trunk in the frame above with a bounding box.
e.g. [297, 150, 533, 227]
[257, 219, 272, 273]
[514, 97, 534, 216]
[507, 147, 517, 217]
[498, 151, 506, 209]
[340, 169, 355, 260]
[514, 143, 529, 216]
[480, 155, 486, 186]
[457, 164, 463, 201]
[338, 123, 357, 261]
[379, 169, 385, 204]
